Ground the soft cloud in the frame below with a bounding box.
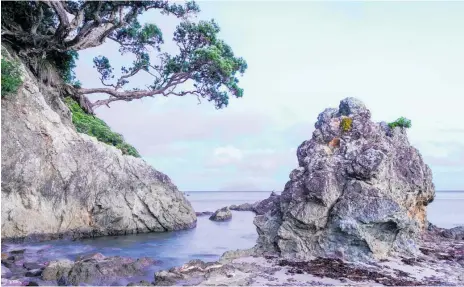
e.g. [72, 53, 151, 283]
[208, 145, 244, 167]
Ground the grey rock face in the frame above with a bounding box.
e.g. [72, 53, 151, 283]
[229, 191, 280, 216]
[255, 98, 435, 261]
[41, 259, 74, 281]
[1, 265, 12, 279]
[1, 49, 196, 240]
[253, 193, 280, 216]
[195, 211, 214, 217]
[442, 226, 464, 240]
[209, 207, 232, 222]
[230, 203, 255, 212]
[41, 254, 153, 285]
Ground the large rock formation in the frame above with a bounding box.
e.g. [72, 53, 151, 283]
[1, 49, 196, 240]
[255, 98, 435, 261]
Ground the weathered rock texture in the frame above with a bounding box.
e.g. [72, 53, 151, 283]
[209, 207, 232, 222]
[229, 191, 280, 215]
[255, 98, 435, 261]
[1, 49, 196, 240]
[42, 254, 154, 285]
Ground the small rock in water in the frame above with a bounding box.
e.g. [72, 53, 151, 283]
[23, 262, 44, 270]
[10, 249, 26, 255]
[442, 226, 464, 240]
[195, 211, 213, 217]
[75, 252, 106, 262]
[209, 207, 232, 222]
[229, 203, 255, 211]
[127, 280, 153, 286]
[25, 269, 43, 277]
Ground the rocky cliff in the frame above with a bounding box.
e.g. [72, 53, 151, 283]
[1, 50, 196, 240]
[255, 98, 435, 261]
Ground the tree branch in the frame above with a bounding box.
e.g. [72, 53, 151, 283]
[30, 5, 44, 34]
[41, 1, 72, 40]
[78, 72, 193, 110]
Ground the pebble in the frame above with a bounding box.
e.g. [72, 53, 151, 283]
[25, 269, 42, 277]
[23, 262, 44, 270]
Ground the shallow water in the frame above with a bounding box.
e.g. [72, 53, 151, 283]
[4, 190, 463, 284]
[427, 190, 464, 228]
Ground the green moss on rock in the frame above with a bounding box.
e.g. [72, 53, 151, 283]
[1, 57, 23, 97]
[388, 117, 412, 129]
[64, 97, 140, 157]
[341, 117, 353, 132]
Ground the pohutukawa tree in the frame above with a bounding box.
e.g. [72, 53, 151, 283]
[1, 1, 247, 114]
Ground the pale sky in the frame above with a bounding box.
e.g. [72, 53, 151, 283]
[75, 1, 464, 191]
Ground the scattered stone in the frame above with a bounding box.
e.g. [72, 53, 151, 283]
[442, 226, 464, 240]
[2, 264, 12, 278]
[209, 207, 232, 222]
[2, 259, 15, 269]
[26, 281, 39, 286]
[75, 252, 106, 262]
[23, 262, 44, 270]
[41, 259, 74, 281]
[25, 268, 43, 277]
[229, 203, 255, 212]
[1, 253, 9, 260]
[195, 211, 213, 217]
[1, 278, 23, 286]
[64, 256, 153, 285]
[10, 249, 26, 255]
[127, 280, 153, 286]
[278, 257, 437, 285]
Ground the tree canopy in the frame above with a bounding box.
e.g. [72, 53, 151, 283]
[1, 1, 247, 113]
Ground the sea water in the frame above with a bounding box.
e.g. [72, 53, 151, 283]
[5, 190, 463, 283]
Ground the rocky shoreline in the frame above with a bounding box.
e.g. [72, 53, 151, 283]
[154, 226, 464, 286]
[2, 224, 462, 286]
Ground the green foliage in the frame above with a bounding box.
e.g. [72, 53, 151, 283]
[1, 58, 23, 97]
[341, 117, 353, 132]
[54, 51, 79, 84]
[2, 0, 246, 110]
[64, 97, 140, 157]
[388, 117, 412, 129]
[96, 19, 247, 109]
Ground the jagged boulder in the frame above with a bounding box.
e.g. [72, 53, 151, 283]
[41, 254, 154, 285]
[254, 98, 435, 261]
[209, 207, 232, 222]
[1, 48, 196, 240]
